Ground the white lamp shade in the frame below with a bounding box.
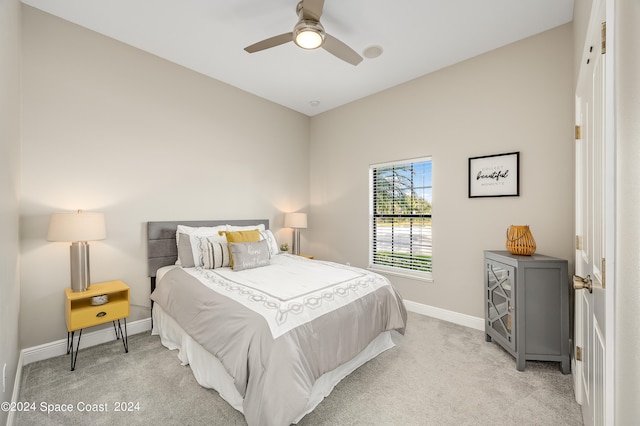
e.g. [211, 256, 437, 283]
[47, 211, 106, 242]
[284, 212, 307, 229]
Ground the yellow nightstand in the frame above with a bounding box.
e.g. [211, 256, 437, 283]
[299, 254, 314, 259]
[65, 280, 130, 371]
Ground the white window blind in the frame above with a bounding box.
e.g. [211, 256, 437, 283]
[370, 158, 432, 277]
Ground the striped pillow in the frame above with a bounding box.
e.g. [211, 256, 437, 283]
[176, 224, 226, 267]
[200, 236, 230, 269]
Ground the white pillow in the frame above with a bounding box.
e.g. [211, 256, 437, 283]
[176, 224, 226, 267]
[259, 230, 279, 256]
[226, 223, 266, 232]
[177, 224, 227, 236]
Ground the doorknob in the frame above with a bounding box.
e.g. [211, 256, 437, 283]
[573, 274, 593, 293]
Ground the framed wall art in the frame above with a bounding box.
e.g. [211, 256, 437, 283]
[468, 151, 519, 198]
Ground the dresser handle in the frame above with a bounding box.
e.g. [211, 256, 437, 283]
[96, 312, 107, 317]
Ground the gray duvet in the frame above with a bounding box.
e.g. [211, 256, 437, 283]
[151, 262, 407, 426]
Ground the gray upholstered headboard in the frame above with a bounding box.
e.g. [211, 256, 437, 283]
[147, 219, 270, 279]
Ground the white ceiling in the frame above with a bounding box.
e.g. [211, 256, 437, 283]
[22, 0, 574, 116]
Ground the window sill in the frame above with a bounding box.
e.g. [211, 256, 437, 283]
[368, 265, 433, 282]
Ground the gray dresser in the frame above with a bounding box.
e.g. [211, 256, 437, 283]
[484, 250, 570, 373]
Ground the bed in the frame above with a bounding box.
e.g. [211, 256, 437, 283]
[147, 220, 407, 426]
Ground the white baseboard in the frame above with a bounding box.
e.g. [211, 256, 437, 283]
[6, 350, 24, 426]
[404, 299, 484, 331]
[21, 317, 152, 366]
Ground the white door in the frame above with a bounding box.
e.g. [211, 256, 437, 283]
[574, 1, 609, 425]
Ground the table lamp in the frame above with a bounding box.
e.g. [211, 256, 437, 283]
[47, 210, 106, 292]
[284, 212, 307, 255]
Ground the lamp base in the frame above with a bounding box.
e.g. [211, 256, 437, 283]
[70, 241, 91, 292]
[292, 229, 301, 255]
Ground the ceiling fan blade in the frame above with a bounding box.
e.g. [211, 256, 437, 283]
[301, 0, 324, 21]
[244, 33, 293, 53]
[322, 34, 363, 65]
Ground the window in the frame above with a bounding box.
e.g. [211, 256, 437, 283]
[369, 157, 432, 279]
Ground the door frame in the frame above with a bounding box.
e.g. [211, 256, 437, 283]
[602, 2, 616, 425]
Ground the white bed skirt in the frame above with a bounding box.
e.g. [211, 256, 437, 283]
[152, 303, 395, 423]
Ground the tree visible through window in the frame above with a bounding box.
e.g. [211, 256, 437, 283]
[370, 158, 432, 276]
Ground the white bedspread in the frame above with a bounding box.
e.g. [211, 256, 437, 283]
[185, 254, 394, 338]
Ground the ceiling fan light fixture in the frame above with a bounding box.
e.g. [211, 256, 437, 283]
[245, 1, 362, 65]
[293, 20, 325, 49]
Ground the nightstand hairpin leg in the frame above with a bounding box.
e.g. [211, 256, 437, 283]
[67, 329, 83, 371]
[114, 319, 129, 353]
[112, 321, 121, 339]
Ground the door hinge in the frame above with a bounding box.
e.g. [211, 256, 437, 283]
[601, 258, 606, 289]
[601, 21, 606, 54]
[576, 235, 583, 250]
[576, 346, 583, 361]
[575, 125, 582, 140]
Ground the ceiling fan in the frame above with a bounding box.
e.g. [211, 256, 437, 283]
[244, 0, 363, 66]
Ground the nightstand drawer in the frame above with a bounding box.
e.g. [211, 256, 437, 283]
[67, 299, 129, 331]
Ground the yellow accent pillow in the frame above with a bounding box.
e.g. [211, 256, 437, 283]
[218, 229, 261, 268]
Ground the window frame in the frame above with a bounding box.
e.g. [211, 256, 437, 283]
[368, 156, 433, 281]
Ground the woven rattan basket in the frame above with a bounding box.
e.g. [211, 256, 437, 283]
[506, 225, 536, 255]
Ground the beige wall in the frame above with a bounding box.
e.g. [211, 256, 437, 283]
[309, 24, 574, 318]
[573, 0, 593, 81]
[18, 6, 576, 347]
[0, 0, 22, 422]
[20, 7, 310, 348]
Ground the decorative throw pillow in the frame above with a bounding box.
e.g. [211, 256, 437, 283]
[219, 229, 261, 268]
[219, 229, 261, 242]
[177, 232, 197, 267]
[176, 225, 226, 267]
[259, 230, 280, 256]
[228, 240, 271, 271]
[200, 236, 230, 269]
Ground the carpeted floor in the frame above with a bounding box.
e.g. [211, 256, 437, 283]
[14, 312, 583, 425]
